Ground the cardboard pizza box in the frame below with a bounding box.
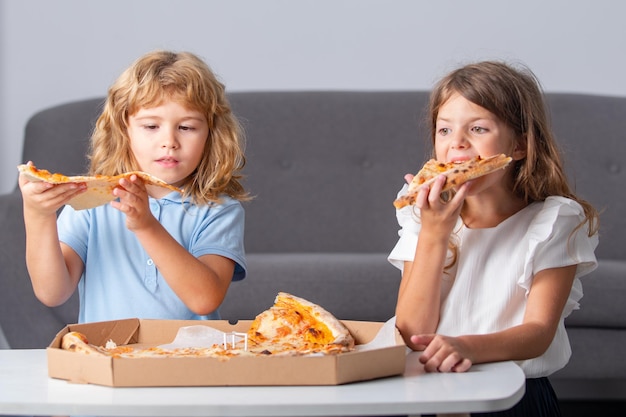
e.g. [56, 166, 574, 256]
[46, 318, 407, 387]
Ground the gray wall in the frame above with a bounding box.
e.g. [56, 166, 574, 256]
[1, 0, 624, 194]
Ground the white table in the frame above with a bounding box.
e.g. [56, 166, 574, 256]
[0, 349, 524, 416]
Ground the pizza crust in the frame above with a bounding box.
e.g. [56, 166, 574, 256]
[61, 331, 107, 356]
[393, 154, 512, 209]
[18, 164, 183, 210]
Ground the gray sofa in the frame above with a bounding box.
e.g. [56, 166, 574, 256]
[1, 92, 625, 405]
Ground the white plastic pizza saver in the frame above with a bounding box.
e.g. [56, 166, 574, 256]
[223, 332, 248, 351]
[158, 325, 248, 350]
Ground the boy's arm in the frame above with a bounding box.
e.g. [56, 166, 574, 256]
[20, 174, 85, 307]
[111, 176, 236, 316]
[133, 221, 235, 315]
[25, 222, 83, 306]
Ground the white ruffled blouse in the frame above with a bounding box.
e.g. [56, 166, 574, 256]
[388, 194, 599, 378]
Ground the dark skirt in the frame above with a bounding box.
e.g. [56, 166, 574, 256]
[471, 377, 561, 417]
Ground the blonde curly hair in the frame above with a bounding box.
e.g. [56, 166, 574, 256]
[88, 50, 248, 205]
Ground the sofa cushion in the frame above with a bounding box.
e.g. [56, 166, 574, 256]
[21, 98, 100, 177]
[551, 327, 626, 399]
[219, 253, 400, 323]
[229, 91, 431, 254]
[547, 94, 626, 261]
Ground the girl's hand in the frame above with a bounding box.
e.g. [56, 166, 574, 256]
[111, 175, 156, 231]
[411, 334, 473, 373]
[18, 162, 86, 216]
[414, 174, 468, 237]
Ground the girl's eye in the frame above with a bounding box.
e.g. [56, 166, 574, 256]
[144, 124, 158, 130]
[471, 126, 487, 133]
[437, 127, 450, 136]
[179, 125, 195, 131]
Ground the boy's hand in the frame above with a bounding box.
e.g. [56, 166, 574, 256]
[19, 162, 87, 216]
[111, 175, 157, 231]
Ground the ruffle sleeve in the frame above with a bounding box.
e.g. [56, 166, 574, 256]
[519, 196, 599, 318]
[388, 184, 422, 271]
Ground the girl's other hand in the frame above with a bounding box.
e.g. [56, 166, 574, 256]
[411, 334, 473, 373]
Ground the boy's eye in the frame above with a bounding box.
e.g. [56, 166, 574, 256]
[471, 126, 487, 133]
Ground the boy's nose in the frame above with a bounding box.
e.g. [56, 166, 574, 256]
[161, 131, 179, 149]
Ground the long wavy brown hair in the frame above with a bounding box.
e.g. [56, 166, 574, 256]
[88, 50, 248, 205]
[426, 61, 599, 267]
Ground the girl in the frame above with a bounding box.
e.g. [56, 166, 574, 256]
[389, 61, 599, 416]
[19, 50, 248, 323]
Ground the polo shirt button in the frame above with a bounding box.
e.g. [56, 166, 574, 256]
[147, 259, 154, 266]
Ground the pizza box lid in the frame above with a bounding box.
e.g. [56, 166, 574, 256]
[47, 318, 407, 387]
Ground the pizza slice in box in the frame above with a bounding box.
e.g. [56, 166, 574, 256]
[18, 164, 183, 210]
[247, 292, 355, 355]
[393, 154, 512, 209]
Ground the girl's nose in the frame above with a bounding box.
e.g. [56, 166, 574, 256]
[450, 131, 468, 149]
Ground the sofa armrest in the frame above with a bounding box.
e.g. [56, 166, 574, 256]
[0, 191, 79, 349]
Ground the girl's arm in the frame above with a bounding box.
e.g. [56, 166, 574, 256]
[415, 264, 577, 372]
[112, 176, 234, 316]
[395, 234, 448, 342]
[395, 175, 468, 346]
[19, 169, 85, 306]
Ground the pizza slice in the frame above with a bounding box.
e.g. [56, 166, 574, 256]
[393, 154, 512, 209]
[246, 292, 355, 355]
[61, 331, 109, 355]
[17, 164, 183, 210]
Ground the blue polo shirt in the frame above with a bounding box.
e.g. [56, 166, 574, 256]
[57, 192, 246, 323]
